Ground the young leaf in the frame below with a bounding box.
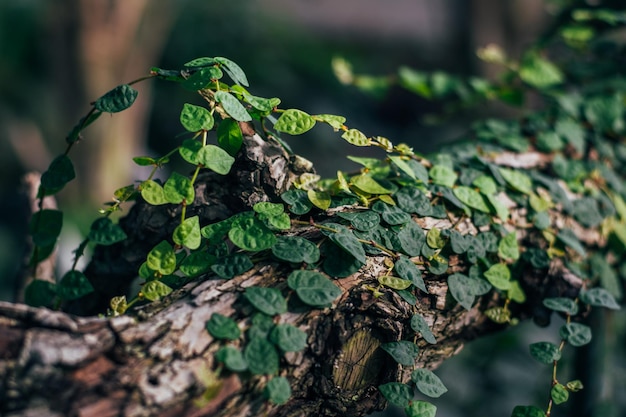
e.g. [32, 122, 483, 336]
[307, 190, 331, 210]
[485, 306, 511, 323]
[351, 174, 392, 194]
[244, 337, 279, 375]
[173, 216, 201, 250]
[429, 165, 457, 187]
[206, 313, 241, 340]
[378, 382, 412, 408]
[269, 324, 308, 352]
[244, 286, 287, 316]
[411, 368, 448, 398]
[180, 103, 214, 132]
[24, 280, 57, 308]
[551, 383, 569, 405]
[498, 232, 520, 260]
[265, 376, 292, 405]
[381, 340, 419, 366]
[484, 263, 512, 291]
[498, 167, 533, 194]
[287, 270, 342, 307]
[275, 109, 316, 135]
[378, 275, 412, 290]
[58, 270, 94, 301]
[94, 84, 138, 113]
[341, 129, 370, 146]
[141, 280, 173, 301]
[453, 186, 491, 213]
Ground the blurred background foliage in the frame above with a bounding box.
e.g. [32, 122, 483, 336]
[0, 1, 624, 416]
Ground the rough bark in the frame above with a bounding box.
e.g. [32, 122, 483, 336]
[1, 131, 594, 417]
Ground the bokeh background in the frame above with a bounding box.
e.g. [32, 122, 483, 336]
[0, 1, 623, 416]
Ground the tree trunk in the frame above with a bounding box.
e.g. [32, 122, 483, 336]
[1, 130, 597, 417]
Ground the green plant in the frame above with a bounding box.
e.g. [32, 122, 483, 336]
[24, 4, 625, 417]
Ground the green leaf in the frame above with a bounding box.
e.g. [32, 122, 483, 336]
[217, 118, 243, 156]
[511, 405, 547, 417]
[197, 144, 236, 175]
[272, 236, 320, 264]
[265, 376, 292, 405]
[229, 216, 276, 251]
[395, 256, 427, 293]
[410, 314, 436, 344]
[29, 209, 63, 248]
[244, 286, 287, 316]
[215, 91, 251, 122]
[211, 254, 253, 279]
[560, 322, 592, 347]
[389, 156, 416, 180]
[378, 275, 412, 290]
[215, 346, 248, 372]
[180, 103, 214, 132]
[351, 174, 392, 194]
[498, 232, 520, 260]
[215, 56, 249, 86]
[275, 109, 316, 135]
[40, 155, 76, 193]
[182, 66, 223, 90]
[173, 216, 201, 250]
[543, 297, 578, 315]
[381, 340, 419, 366]
[206, 313, 241, 340]
[164, 172, 195, 204]
[372, 201, 411, 225]
[397, 221, 426, 257]
[473, 175, 498, 195]
[140, 180, 168, 205]
[529, 342, 562, 364]
[453, 186, 491, 213]
[179, 139, 203, 164]
[245, 95, 280, 112]
[269, 324, 307, 352]
[307, 190, 331, 210]
[556, 229, 586, 256]
[313, 114, 346, 130]
[24, 279, 57, 308]
[328, 228, 367, 264]
[411, 368, 448, 398]
[579, 288, 620, 310]
[244, 337, 279, 375]
[405, 400, 437, 417]
[507, 280, 526, 303]
[281, 189, 313, 215]
[94, 84, 138, 113]
[426, 227, 446, 249]
[253, 202, 284, 216]
[429, 165, 457, 187]
[484, 263, 512, 291]
[341, 129, 370, 146]
[584, 94, 624, 132]
[58, 270, 94, 301]
[447, 273, 491, 310]
[378, 382, 412, 408]
[339, 211, 381, 231]
[66, 111, 102, 144]
[88, 217, 127, 246]
[109, 295, 127, 316]
[536, 131, 564, 152]
[133, 156, 157, 166]
[287, 270, 342, 307]
[179, 251, 216, 278]
[572, 198, 603, 228]
[141, 280, 173, 302]
[551, 384, 569, 405]
[147, 241, 177, 275]
[519, 54, 563, 89]
[498, 168, 533, 194]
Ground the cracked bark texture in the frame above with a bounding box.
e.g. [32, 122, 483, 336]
[1, 132, 596, 417]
